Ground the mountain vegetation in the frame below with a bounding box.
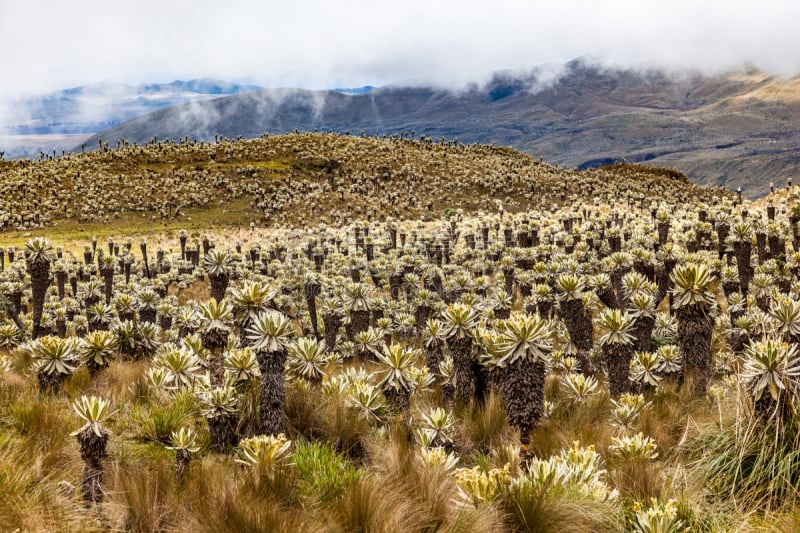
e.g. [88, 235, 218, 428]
[2, 132, 800, 531]
[0, 132, 724, 234]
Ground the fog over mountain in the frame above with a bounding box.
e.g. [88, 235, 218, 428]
[3, 1, 800, 96]
[82, 60, 800, 199]
[3, 1, 800, 196]
[0, 79, 260, 158]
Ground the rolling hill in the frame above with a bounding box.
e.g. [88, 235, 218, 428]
[83, 60, 800, 199]
[0, 132, 731, 239]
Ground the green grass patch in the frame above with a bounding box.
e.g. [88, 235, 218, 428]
[293, 439, 362, 502]
[0, 197, 262, 253]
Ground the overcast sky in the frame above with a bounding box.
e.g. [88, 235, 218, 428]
[1, 0, 799, 97]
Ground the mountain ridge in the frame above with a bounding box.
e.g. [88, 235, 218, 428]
[2, 78, 262, 137]
[83, 62, 800, 198]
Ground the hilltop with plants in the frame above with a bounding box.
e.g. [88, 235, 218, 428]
[81, 61, 800, 198]
[3, 133, 800, 531]
[0, 132, 727, 235]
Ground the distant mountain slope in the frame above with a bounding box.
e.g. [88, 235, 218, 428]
[85, 61, 800, 198]
[1, 78, 262, 158]
[6, 78, 262, 137]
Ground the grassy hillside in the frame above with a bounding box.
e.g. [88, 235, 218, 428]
[79, 62, 800, 199]
[0, 133, 730, 246]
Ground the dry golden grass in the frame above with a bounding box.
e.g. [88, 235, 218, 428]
[173, 279, 210, 305]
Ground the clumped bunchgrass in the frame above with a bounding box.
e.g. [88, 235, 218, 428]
[285, 381, 373, 458]
[293, 438, 362, 502]
[135, 389, 197, 445]
[63, 365, 92, 398]
[322, 428, 498, 533]
[0, 388, 97, 530]
[457, 391, 512, 454]
[501, 480, 623, 533]
[2, 391, 75, 467]
[608, 457, 663, 502]
[186, 465, 311, 533]
[529, 387, 614, 458]
[232, 378, 261, 438]
[105, 360, 151, 403]
[0, 436, 98, 532]
[692, 406, 800, 511]
[112, 458, 178, 531]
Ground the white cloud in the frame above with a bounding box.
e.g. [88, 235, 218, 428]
[1, 0, 799, 99]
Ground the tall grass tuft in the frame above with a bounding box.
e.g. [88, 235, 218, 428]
[501, 481, 623, 533]
[105, 360, 151, 403]
[188, 476, 310, 532]
[3, 391, 75, 469]
[293, 438, 362, 502]
[171, 458, 312, 533]
[311, 424, 497, 532]
[63, 365, 92, 398]
[112, 459, 178, 531]
[457, 391, 511, 453]
[529, 389, 613, 458]
[607, 433, 663, 501]
[135, 389, 196, 444]
[0, 436, 97, 532]
[285, 382, 372, 458]
[326, 475, 428, 532]
[236, 379, 261, 438]
[692, 394, 800, 511]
